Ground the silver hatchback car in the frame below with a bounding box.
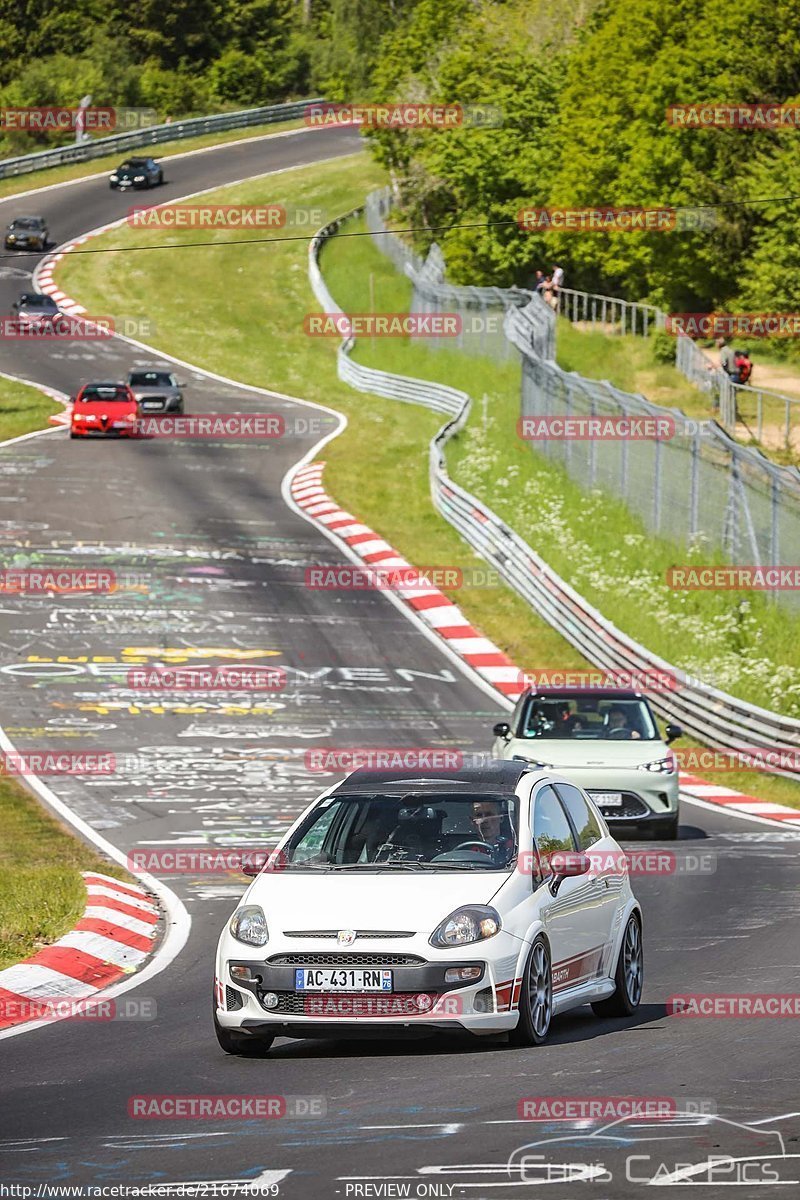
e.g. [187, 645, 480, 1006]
[492, 688, 682, 839]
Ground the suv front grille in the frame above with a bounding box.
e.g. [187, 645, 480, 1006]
[267, 952, 425, 967]
[594, 792, 650, 819]
[225, 986, 243, 1011]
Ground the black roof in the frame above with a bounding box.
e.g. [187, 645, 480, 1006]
[339, 759, 533, 795]
[524, 687, 645, 700]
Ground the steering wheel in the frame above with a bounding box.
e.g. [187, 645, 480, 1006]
[606, 728, 632, 739]
[451, 840, 495, 857]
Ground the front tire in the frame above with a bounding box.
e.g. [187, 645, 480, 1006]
[213, 1008, 274, 1057]
[592, 913, 643, 1018]
[510, 936, 552, 1046]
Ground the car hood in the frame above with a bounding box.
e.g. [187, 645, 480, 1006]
[74, 401, 136, 415]
[246, 871, 504, 934]
[132, 386, 176, 397]
[506, 737, 667, 769]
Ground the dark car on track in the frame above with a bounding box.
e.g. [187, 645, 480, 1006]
[70, 382, 140, 439]
[10, 292, 63, 330]
[4, 215, 48, 251]
[126, 367, 185, 414]
[109, 157, 163, 190]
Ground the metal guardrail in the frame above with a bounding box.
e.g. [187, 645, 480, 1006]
[309, 207, 800, 776]
[0, 99, 324, 180]
[557, 285, 800, 447]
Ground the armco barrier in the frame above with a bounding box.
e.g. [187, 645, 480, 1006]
[0, 99, 324, 180]
[309, 208, 800, 778]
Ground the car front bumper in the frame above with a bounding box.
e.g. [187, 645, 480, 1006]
[512, 762, 679, 824]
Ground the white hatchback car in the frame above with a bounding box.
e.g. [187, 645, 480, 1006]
[213, 761, 643, 1055]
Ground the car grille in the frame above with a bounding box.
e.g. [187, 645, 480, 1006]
[283, 929, 414, 939]
[595, 792, 651, 819]
[225, 986, 243, 1011]
[268, 953, 425, 967]
[261, 991, 438, 1017]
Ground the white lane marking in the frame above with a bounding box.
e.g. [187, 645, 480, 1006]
[0, 964, 99, 999]
[360, 1124, 464, 1133]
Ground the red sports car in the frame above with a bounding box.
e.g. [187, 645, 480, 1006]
[70, 382, 140, 438]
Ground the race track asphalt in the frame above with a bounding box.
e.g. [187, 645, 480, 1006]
[0, 125, 799, 1199]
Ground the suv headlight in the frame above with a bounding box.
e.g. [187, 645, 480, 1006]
[637, 753, 676, 774]
[430, 905, 501, 948]
[229, 905, 269, 946]
[134, 175, 145, 181]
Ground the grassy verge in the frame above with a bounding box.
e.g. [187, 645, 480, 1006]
[0, 117, 309, 202]
[0, 376, 61, 441]
[0, 776, 129, 970]
[55, 157, 800, 809]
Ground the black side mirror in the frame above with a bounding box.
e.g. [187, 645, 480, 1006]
[665, 723, 683, 744]
[493, 722, 511, 739]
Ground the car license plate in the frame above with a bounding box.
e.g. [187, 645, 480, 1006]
[142, 401, 162, 410]
[590, 791, 623, 807]
[294, 968, 392, 992]
[113, 420, 131, 428]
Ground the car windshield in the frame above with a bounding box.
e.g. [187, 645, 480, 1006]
[519, 694, 659, 741]
[20, 295, 56, 310]
[79, 387, 130, 403]
[13, 218, 41, 230]
[275, 791, 519, 872]
[129, 372, 173, 387]
[119, 161, 144, 171]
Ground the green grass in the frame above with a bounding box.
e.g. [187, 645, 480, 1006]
[0, 117, 308, 201]
[0, 376, 61, 441]
[55, 157, 800, 810]
[0, 776, 130, 969]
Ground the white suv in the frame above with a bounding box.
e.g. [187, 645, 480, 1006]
[492, 688, 682, 839]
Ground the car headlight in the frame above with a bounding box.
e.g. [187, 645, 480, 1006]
[7, 235, 15, 242]
[229, 905, 269, 946]
[134, 175, 145, 181]
[637, 753, 676, 774]
[110, 175, 118, 181]
[430, 905, 501, 948]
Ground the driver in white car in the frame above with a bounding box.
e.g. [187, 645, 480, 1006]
[607, 705, 641, 740]
[471, 799, 516, 863]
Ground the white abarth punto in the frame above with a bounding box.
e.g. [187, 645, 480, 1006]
[213, 760, 643, 1055]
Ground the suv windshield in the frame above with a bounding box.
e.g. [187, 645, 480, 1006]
[129, 372, 173, 387]
[276, 791, 519, 871]
[519, 694, 659, 741]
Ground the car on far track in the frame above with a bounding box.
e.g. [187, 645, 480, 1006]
[10, 292, 64, 331]
[70, 382, 140, 438]
[109, 157, 163, 190]
[214, 761, 643, 1056]
[4, 215, 48, 251]
[492, 687, 682, 839]
[127, 367, 185, 414]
